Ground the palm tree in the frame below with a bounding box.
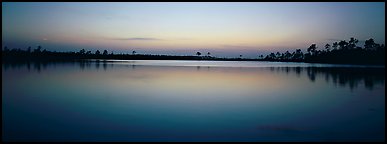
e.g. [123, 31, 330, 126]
[196, 52, 201, 56]
[332, 42, 338, 50]
[275, 52, 281, 60]
[34, 45, 42, 54]
[325, 44, 331, 52]
[284, 51, 291, 60]
[269, 53, 276, 60]
[338, 40, 348, 50]
[95, 50, 101, 55]
[79, 49, 86, 55]
[103, 50, 108, 55]
[294, 49, 303, 60]
[132, 51, 136, 55]
[348, 37, 358, 49]
[364, 38, 376, 50]
[307, 44, 317, 55]
[207, 52, 211, 57]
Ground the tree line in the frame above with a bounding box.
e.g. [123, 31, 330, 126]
[262, 37, 384, 65]
[303, 38, 385, 65]
[2, 37, 385, 65]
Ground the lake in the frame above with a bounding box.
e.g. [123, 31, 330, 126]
[2, 60, 385, 142]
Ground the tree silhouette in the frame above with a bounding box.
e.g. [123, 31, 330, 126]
[79, 49, 86, 55]
[294, 49, 304, 60]
[325, 44, 331, 52]
[364, 38, 376, 50]
[2, 37, 384, 65]
[332, 42, 338, 50]
[275, 52, 281, 60]
[95, 50, 101, 55]
[269, 53, 276, 60]
[348, 37, 358, 49]
[34, 45, 42, 54]
[307, 44, 317, 55]
[338, 40, 348, 50]
[284, 51, 291, 60]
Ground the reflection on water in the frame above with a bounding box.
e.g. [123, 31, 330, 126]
[268, 67, 384, 90]
[2, 60, 385, 142]
[3, 60, 384, 91]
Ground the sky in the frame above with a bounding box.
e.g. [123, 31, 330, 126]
[2, 2, 385, 58]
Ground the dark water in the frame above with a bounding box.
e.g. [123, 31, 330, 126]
[2, 60, 385, 142]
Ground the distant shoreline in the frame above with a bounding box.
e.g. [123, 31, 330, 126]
[2, 56, 385, 67]
[3, 37, 385, 66]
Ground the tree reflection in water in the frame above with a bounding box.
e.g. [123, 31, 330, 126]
[3, 61, 384, 91]
[269, 66, 385, 90]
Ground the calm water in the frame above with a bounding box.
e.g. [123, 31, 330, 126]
[2, 60, 385, 142]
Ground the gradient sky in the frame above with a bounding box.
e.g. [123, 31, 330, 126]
[2, 2, 385, 58]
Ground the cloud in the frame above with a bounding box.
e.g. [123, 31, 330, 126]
[110, 37, 163, 41]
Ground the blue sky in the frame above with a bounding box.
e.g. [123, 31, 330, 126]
[2, 2, 385, 58]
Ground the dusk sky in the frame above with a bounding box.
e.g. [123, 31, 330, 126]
[2, 2, 385, 58]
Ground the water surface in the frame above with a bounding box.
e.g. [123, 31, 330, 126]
[2, 60, 385, 142]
